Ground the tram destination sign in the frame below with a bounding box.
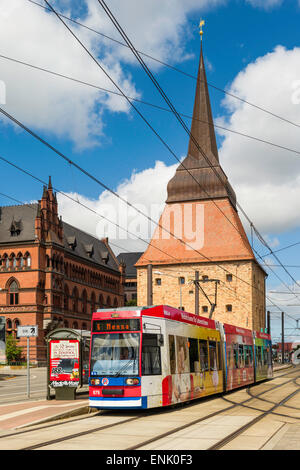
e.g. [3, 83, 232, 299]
[92, 319, 140, 332]
[17, 325, 38, 337]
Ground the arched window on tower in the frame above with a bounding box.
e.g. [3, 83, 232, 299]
[24, 252, 31, 268]
[8, 280, 19, 305]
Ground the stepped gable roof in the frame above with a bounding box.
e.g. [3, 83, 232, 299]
[117, 252, 143, 278]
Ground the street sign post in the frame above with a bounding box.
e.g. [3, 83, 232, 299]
[17, 325, 38, 398]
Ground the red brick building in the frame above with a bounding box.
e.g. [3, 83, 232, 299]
[0, 179, 124, 363]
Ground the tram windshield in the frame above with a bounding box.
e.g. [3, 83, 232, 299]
[90, 333, 140, 376]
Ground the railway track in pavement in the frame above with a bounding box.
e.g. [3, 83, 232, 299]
[0, 366, 298, 450]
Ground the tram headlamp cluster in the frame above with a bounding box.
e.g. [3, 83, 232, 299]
[125, 378, 140, 385]
[90, 379, 101, 385]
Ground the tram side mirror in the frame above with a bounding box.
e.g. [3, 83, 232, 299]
[158, 335, 164, 347]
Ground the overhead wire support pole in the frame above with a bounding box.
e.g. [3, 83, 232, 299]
[193, 278, 220, 319]
[282, 312, 285, 364]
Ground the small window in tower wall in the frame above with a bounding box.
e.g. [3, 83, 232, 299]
[202, 306, 208, 313]
[155, 278, 161, 286]
[226, 304, 232, 312]
[226, 274, 232, 282]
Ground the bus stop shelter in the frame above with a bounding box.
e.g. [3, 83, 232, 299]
[45, 328, 90, 400]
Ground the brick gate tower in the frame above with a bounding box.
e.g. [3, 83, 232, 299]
[136, 43, 267, 331]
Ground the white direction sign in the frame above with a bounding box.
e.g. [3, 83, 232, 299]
[17, 325, 38, 338]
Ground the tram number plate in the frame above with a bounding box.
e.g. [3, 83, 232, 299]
[102, 389, 124, 396]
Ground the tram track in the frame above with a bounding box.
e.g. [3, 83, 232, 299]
[11, 366, 298, 451]
[208, 380, 300, 450]
[127, 370, 300, 450]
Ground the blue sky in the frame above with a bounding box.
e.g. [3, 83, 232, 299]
[1, 0, 300, 343]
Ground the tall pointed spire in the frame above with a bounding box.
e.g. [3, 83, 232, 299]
[187, 44, 219, 161]
[166, 41, 236, 208]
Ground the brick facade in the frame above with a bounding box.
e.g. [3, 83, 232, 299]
[137, 259, 266, 331]
[0, 180, 124, 363]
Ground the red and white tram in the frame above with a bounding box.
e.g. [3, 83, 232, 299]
[89, 306, 273, 410]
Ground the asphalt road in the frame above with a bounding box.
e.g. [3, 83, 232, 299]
[0, 368, 48, 403]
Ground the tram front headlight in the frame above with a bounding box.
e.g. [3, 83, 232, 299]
[125, 378, 140, 385]
[90, 378, 101, 386]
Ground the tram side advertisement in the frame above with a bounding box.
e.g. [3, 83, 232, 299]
[49, 339, 80, 388]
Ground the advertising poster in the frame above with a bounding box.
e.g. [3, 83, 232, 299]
[49, 339, 80, 388]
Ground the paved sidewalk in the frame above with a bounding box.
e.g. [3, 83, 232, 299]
[0, 397, 90, 431]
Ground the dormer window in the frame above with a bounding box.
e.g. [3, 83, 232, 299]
[67, 236, 77, 251]
[101, 250, 109, 264]
[9, 220, 22, 237]
[85, 244, 94, 258]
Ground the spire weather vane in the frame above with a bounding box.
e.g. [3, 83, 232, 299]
[199, 19, 205, 41]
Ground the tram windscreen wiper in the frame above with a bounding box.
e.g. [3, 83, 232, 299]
[115, 352, 137, 377]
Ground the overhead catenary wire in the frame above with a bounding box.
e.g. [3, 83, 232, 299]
[2, 53, 300, 159]
[25, 0, 300, 131]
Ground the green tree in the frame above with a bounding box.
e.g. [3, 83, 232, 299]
[6, 334, 23, 363]
[125, 299, 137, 307]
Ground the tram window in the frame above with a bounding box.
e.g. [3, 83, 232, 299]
[245, 346, 249, 367]
[199, 340, 209, 371]
[233, 344, 239, 369]
[227, 348, 232, 368]
[142, 345, 161, 376]
[263, 347, 268, 365]
[217, 342, 222, 370]
[249, 346, 254, 366]
[169, 335, 176, 375]
[256, 346, 262, 365]
[188, 338, 199, 373]
[209, 341, 217, 371]
[239, 345, 244, 368]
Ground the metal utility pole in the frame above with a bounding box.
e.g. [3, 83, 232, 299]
[193, 275, 220, 319]
[195, 271, 199, 316]
[267, 311, 271, 335]
[281, 312, 285, 364]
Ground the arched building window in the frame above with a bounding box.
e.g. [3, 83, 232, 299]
[24, 252, 31, 268]
[64, 285, 69, 311]
[72, 287, 79, 313]
[82, 290, 87, 314]
[8, 279, 19, 305]
[91, 292, 96, 314]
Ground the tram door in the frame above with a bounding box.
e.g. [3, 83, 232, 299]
[141, 330, 165, 408]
